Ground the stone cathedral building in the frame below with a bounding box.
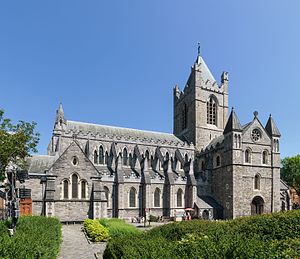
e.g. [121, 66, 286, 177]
[21, 53, 286, 221]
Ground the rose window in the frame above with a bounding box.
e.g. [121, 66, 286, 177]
[251, 129, 261, 142]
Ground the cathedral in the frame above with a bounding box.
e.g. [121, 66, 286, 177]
[21, 52, 289, 221]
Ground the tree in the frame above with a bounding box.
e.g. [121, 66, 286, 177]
[0, 109, 39, 181]
[281, 155, 300, 193]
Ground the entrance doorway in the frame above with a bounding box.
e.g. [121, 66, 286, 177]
[251, 196, 264, 215]
[20, 198, 32, 216]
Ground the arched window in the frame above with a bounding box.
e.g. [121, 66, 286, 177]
[94, 150, 98, 164]
[254, 174, 261, 190]
[72, 174, 78, 199]
[123, 148, 128, 166]
[99, 146, 104, 164]
[104, 186, 109, 208]
[105, 151, 109, 165]
[81, 181, 87, 199]
[154, 188, 161, 207]
[234, 134, 238, 148]
[63, 180, 68, 199]
[182, 103, 188, 130]
[262, 151, 268, 164]
[216, 155, 221, 167]
[129, 187, 136, 207]
[245, 149, 251, 163]
[207, 96, 217, 125]
[177, 188, 183, 207]
[238, 135, 241, 148]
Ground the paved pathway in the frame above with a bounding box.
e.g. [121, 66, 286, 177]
[58, 224, 106, 259]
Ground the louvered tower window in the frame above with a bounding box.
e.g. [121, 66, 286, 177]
[207, 96, 217, 125]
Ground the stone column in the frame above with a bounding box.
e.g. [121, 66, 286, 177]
[45, 176, 56, 217]
[92, 179, 107, 219]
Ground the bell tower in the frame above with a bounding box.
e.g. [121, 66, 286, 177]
[173, 50, 229, 150]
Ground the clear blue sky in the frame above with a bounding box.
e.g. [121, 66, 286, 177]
[0, 1, 299, 158]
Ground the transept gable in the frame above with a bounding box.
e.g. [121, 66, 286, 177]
[48, 140, 101, 181]
[242, 114, 271, 145]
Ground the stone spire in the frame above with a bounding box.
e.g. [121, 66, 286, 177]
[223, 108, 242, 134]
[54, 103, 66, 130]
[265, 114, 281, 137]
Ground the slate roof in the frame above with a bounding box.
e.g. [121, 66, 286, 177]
[27, 155, 57, 174]
[223, 109, 242, 134]
[265, 115, 281, 137]
[66, 120, 186, 146]
[195, 55, 217, 85]
[195, 196, 222, 209]
[206, 135, 224, 150]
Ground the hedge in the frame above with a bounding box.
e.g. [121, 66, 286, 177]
[104, 210, 300, 259]
[83, 219, 109, 242]
[0, 216, 61, 259]
[99, 218, 140, 239]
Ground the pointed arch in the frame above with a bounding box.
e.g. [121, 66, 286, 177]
[81, 180, 87, 199]
[99, 146, 104, 164]
[105, 151, 109, 165]
[71, 173, 79, 199]
[129, 187, 136, 207]
[94, 150, 98, 164]
[123, 148, 128, 166]
[63, 179, 69, 199]
[207, 95, 218, 126]
[177, 188, 183, 207]
[154, 188, 161, 207]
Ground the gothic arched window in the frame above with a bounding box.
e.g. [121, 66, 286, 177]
[63, 180, 69, 199]
[177, 188, 183, 207]
[262, 151, 268, 164]
[94, 150, 98, 164]
[105, 151, 109, 165]
[245, 149, 251, 163]
[129, 187, 136, 207]
[154, 188, 161, 207]
[81, 180, 87, 199]
[254, 174, 261, 190]
[123, 148, 128, 166]
[72, 174, 78, 199]
[99, 146, 104, 164]
[207, 96, 217, 126]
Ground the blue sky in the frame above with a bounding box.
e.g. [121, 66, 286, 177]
[0, 1, 299, 158]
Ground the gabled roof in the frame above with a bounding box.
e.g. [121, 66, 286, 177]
[265, 115, 281, 137]
[27, 155, 57, 174]
[223, 108, 242, 134]
[66, 120, 186, 146]
[195, 55, 216, 85]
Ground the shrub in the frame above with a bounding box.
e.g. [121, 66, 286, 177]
[103, 210, 300, 259]
[83, 219, 109, 242]
[99, 218, 140, 238]
[0, 216, 61, 259]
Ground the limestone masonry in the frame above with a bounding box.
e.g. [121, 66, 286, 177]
[21, 53, 290, 221]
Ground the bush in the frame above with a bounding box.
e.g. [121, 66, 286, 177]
[149, 215, 158, 222]
[104, 210, 300, 259]
[0, 216, 61, 259]
[83, 219, 109, 242]
[99, 218, 140, 238]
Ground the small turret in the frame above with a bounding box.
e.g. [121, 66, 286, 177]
[54, 103, 66, 131]
[265, 114, 281, 137]
[223, 108, 242, 134]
